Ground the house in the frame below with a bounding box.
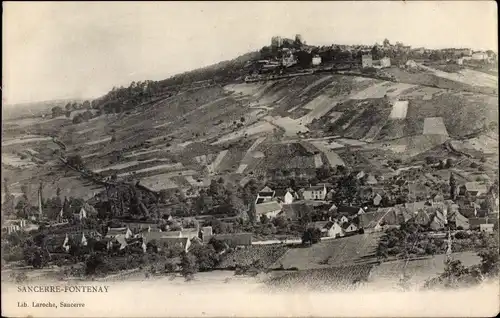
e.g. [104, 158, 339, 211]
[338, 215, 349, 224]
[255, 201, 282, 220]
[480, 224, 494, 233]
[366, 174, 378, 185]
[255, 186, 275, 204]
[73, 207, 87, 221]
[463, 182, 488, 197]
[404, 201, 430, 214]
[380, 57, 391, 68]
[341, 222, 358, 234]
[212, 233, 252, 247]
[359, 207, 404, 233]
[201, 226, 213, 243]
[141, 232, 191, 253]
[308, 221, 344, 238]
[429, 209, 447, 231]
[413, 208, 432, 226]
[106, 227, 133, 239]
[275, 188, 297, 204]
[2, 219, 28, 234]
[469, 217, 499, 231]
[329, 203, 338, 212]
[303, 185, 327, 200]
[362, 54, 373, 68]
[312, 55, 322, 66]
[283, 190, 296, 204]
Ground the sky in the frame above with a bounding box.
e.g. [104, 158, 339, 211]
[3, 1, 498, 105]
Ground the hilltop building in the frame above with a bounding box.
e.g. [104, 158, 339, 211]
[362, 54, 373, 68]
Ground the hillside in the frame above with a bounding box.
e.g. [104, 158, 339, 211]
[2, 53, 498, 210]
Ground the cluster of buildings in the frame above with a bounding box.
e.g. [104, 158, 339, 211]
[251, 179, 499, 240]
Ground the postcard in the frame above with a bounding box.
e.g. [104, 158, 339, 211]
[2, 1, 499, 317]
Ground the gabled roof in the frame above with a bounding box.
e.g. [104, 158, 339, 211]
[337, 206, 363, 215]
[342, 222, 357, 230]
[260, 186, 274, 193]
[366, 175, 378, 185]
[255, 201, 282, 215]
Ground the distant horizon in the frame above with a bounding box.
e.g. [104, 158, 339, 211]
[4, 1, 497, 105]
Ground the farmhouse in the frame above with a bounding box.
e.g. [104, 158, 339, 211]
[255, 201, 282, 220]
[303, 184, 327, 200]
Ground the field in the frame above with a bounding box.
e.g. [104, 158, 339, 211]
[270, 233, 383, 270]
[423, 117, 449, 136]
[369, 251, 481, 289]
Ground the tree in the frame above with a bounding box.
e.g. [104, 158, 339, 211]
[302, 228, 321, 245]
[180, 252, 198, 280]
[51, 106, 64, 118]
[190, 244, 219, 271]
[449, 173, 457, 200]
[67, 155, 84, 169]
[65, 111, 71, 118]
[72, 114, 84, 124]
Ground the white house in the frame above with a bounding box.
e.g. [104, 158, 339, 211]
[303, 185, 327, 200]
[312, 55, 322, 66]
[284, 191, 295, 204]
[309, 221, 344, 238]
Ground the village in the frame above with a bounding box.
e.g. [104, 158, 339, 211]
[2, 34, 499, 287]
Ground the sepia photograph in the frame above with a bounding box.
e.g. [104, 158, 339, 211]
[2, 1, 499, 317]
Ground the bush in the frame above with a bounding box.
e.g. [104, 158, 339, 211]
[454, 231, 470, 240]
